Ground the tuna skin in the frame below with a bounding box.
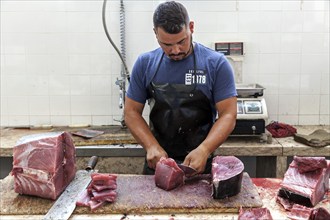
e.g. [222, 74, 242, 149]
[211, 156, 244, 199]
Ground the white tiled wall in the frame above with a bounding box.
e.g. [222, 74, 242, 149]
[1, 0, 329, 127]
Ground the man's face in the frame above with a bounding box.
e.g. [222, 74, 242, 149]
[154, 21, 194, 61]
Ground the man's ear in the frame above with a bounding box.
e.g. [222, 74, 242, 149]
[189, 21, 194, 34]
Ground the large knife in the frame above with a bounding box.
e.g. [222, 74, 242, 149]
[42, 156, 98, 220]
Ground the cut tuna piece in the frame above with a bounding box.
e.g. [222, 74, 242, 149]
[312, 207, 330, 220]
[238, 207, 273, 220]
[154, 157, 184, 191]
[292, 156, 327, 173]
[11, 132, 76, 200]
[287, 204, 313, 220]
[278, 158, 330, 207]
[211, 156, 244, 199]
[76, 173, 117, 210]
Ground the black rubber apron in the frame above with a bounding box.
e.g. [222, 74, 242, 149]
[143, 46, 214, 174]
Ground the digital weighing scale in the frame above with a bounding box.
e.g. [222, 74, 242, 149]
[231, 84, 271, 143]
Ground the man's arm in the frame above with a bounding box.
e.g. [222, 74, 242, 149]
[183, 96, 237, 173]
[124, 97, 168, 169]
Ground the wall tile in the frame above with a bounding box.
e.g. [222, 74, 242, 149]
[278, 115, 299, 125]
[299, 115, 320, 125]
[90, 96, 112, 115]
[300, 73, 321, 95]
[70, 116, 92, 126]
[29, 116, 51, 126]
[302, 33, 325, 54]
[7, 96, 29, 115]
[280, 33, 302, 53]
[278, 95, 299, 115]
[50, 116, 71, 126]
[278, 74, 300, 95]
[70, 76, 91, 95]
[319, 115, 330, 125]
[49, 76, 71, 95]
[320, 95, 329, 115]
[259, 33, 281, 53]
[299, 95, 320, 115]
[29, 96, 50, 116]
[2, 55, 26, 75]
[71, 95, 91, 115]
[281, 11, 303, 32]
[280, 54, 301, 74]
[50, 96, 71, 115]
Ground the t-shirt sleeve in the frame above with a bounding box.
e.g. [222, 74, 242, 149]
[126, 56, 148, 104]
[213, 56, 237, 103]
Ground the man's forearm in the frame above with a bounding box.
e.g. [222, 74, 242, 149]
[200, 113, 236, 155]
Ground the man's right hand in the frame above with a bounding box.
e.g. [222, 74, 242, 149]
[146, 146, 168, 169]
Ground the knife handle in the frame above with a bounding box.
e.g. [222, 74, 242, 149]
[86, 156, 98, 171]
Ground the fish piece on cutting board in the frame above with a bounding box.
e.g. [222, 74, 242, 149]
[0, 173, 262, 215]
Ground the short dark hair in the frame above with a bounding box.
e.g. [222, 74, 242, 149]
[153, 1, 190, 34]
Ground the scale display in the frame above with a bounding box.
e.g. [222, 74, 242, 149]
[236, 98, 268, 120]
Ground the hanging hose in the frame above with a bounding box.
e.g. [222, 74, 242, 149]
[102, 0, 129, 127]
[102, 0, 130, 79]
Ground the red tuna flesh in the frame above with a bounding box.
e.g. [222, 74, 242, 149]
[278, 158, 330, 207]
[154, 157, 185, 191]
[292, 156, 327, 173]
[11, 132, 76, 200]
[238, 207, 273, 220]
[212, 156, 244, 199]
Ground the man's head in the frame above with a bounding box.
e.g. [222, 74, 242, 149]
[153, 1, 194, 61]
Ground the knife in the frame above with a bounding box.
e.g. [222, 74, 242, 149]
[42, 156, 98, 220]
[177, 163, 198, 176]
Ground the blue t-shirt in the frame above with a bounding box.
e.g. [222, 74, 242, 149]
[127, 42, 237, 118]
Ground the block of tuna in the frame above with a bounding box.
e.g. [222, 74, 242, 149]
[154, 157, 184, 191]
[278, 157, 330, 207]
[11, 132, 76, 200]
[238, 207, 273, 220]
[212, 156, 244, 199]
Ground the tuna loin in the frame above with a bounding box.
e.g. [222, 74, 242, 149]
[11, 132, 76, 200]
[238, 207, 273, 220]
[212, 156, 244, 199]
[278, 157, 330, 207]
[154, 157, 184, 191]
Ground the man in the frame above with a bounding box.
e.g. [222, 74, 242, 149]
[124, 1, 237, 175]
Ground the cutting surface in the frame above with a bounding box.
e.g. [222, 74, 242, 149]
[1, 173, 262, 215]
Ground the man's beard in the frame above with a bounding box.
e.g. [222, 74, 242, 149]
[169, 35, 193, 60]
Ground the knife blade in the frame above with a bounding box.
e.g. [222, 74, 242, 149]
[42, 156, 98, 220]
[177, 163, 198, 176]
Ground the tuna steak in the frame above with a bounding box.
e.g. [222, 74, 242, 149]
[11, 132, 76, 200]
[154, 157, 184, 191]
[278, 157, 330, 207]
[212, 156, 244, 199]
